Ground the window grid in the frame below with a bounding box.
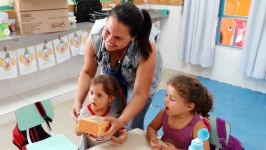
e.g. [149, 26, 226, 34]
[215, 0, 249, 48]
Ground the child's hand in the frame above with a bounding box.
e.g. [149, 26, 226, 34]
[161, 142, 179, 150]
[150, 137, 162, 150]
[110, 129, 127, 144]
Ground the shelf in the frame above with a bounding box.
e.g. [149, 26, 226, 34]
[0, 22, 94, 43]
[0, 9, 168, 43]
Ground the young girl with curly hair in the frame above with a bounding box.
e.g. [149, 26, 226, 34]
[147, 75, 214, 150]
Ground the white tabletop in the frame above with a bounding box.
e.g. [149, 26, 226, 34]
[88, 128, 163, 150]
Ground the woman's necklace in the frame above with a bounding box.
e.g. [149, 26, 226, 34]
[114, 50, 127, 64]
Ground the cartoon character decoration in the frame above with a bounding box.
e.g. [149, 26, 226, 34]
[0, 23, 10, 36]
[81, 35, 86, 45]
[234, 19, 246, 48]
[220, 0, 238, 46]
[56, 38, 68, 54]
[0, 12, 11, 36]
[19, 46, 35, 66]
[70, 31, 81, 48]
[38, 40, 53, 61]
[220, 18, 236, 46]
[0, 52, 16, 71]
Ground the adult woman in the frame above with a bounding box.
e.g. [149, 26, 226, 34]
[71, 3, 163, 137]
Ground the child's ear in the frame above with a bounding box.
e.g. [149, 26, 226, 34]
[108, 96, 115, 103]
[186, 103, 195, 111]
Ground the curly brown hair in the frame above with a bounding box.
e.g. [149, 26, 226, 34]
[90, 75, 126, 114]
[166, 75, 214, 117]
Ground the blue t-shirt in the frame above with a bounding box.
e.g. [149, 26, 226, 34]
[105, 62, 127, 85]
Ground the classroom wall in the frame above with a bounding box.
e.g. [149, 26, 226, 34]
[0, 30, 85, 100]
[1, 4, 265, 101]
[152, 5, 266, 93]
[0, 0, 10, 6]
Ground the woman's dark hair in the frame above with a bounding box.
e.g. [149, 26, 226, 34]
[167, 75, 214, 117]
[109, 3, 152, 60]
[91, 75, 126, 114]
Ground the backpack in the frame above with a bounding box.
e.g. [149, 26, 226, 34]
[209, 116, 244, 150]
[74, 0, 109, 23]
[12, 102, 52, 150]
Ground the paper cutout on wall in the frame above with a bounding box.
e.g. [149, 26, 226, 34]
[220, 18, 236, 46]
[53, 35, 71, 63]
[79, 31, 89, 55]
[36, 40, 56, 70]
[0, 51, 18, 79]
[17, 45, 37, 75]
[152, 19, 161, 42]
[69, 29, 82, 56]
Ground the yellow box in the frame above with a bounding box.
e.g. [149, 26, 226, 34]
[78, 115, 110, 136]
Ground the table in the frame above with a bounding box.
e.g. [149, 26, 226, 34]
[88, 128, 164, 150]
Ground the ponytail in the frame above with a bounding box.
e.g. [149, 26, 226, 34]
[137, 9, 152, 60]
[197, 87, 214, 117]
[116, 88, 127, 114]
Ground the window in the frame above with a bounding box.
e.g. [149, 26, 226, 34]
[216, 0, 251, 48]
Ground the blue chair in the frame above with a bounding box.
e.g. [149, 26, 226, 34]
[15, 99, 78, 150]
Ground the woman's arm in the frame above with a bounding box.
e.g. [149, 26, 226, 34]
[103, 41, 157, 137]
[71, 35, 98, 120]
[121, 41, 157, 124]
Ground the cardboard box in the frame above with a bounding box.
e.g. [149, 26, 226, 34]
[0, 12, 10, 36]
[78, 115, 110, 136]
[14, 0, 69, 35]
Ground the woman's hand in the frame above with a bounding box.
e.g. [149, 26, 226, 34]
[150, 137, 162, 150]
[102, 117, 125, 138]
[161, 142, 179, 150]
[71, 101, 82, 120]
[110, 128, 127, 144]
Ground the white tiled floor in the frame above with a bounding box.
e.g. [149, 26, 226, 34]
[0, 68, 182, 150]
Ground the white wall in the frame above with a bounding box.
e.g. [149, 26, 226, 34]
[152, 5, 266, 93]
[0, 55, 83, 100]
[0, 0, 10, 6]
[1, 4, 265, 101]
[0, 27, 87, 100]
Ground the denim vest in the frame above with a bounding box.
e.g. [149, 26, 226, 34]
[90, 18, 163, 99]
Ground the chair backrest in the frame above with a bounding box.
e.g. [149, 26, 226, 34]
[15, 99, 54, 131]
[208, 115, 231, 149]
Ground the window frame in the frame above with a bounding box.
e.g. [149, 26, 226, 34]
[215, 0, 249, 48]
